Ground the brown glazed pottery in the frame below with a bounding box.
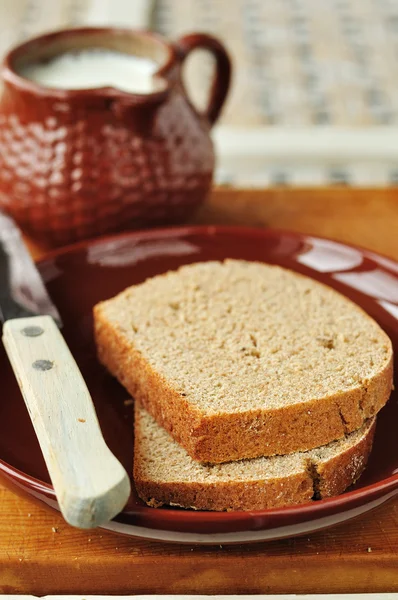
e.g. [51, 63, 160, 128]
[0, 226, 397, 544]
[0, 28, 231, 245]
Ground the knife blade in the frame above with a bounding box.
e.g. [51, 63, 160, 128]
[0, 210, 130, 528]
[0, 210, 61, 324]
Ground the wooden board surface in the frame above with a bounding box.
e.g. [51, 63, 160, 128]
[5, 187, 398, 595]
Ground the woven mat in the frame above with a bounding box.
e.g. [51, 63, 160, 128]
[2, 0, 398, 186]
[4, 0, 398, 129]
[153, 0, 398, 186]
[0, 0, 153, 55]
[154, 0, 398, 128]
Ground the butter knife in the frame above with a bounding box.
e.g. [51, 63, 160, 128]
[0, 210, 130, 528]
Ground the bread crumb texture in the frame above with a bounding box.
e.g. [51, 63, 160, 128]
[134, 403, 376, 511]
[95, 260, 393, 462]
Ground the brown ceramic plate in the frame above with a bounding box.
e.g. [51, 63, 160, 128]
[1, 226, 398, 544]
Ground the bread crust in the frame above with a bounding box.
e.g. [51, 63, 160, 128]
[133, 406, 376, 511]
[94, 303, 392, 463]
[316, 421, 375, 498]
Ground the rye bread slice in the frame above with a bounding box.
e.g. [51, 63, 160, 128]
[134, 403, 376, 511]
[94, 260, 393, 463]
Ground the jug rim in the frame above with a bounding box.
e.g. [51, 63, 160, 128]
[2, 26, 176, 102]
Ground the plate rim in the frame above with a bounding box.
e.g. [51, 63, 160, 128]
[3, 224, 398, 534]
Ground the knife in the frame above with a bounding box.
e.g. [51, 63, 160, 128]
[0, 210, 130, 528]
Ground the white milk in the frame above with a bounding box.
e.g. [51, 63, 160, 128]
[19, 49, 158, 94]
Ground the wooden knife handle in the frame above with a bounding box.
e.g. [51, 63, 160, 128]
[2, 315, 131, 529]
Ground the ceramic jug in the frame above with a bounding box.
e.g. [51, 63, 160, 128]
[0, 28, 231, 245]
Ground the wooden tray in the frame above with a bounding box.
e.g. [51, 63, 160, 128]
[3, 187, 398, 595]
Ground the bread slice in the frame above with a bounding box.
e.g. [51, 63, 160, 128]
[134, 403, 376, 511]
[94, 260, 393, 463]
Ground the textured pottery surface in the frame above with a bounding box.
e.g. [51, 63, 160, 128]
[0, 29, 231, 245]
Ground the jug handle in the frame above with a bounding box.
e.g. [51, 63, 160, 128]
[175, 33, 232, 126]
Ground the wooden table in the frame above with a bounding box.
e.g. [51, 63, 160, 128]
[3, 187, 398, 595]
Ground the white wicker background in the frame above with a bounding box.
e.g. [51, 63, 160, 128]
[154, 0, 398, 128]
[2, 0, 398, 186]
[153, 0, 398, 187]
